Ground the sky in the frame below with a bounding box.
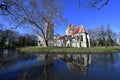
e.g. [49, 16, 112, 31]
[55, 0, 120, 35]
[0, 0, 120, 36]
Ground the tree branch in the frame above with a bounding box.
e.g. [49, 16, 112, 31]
[88, 0, 109, 10]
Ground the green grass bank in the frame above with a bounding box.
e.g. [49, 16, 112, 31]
[18, 46, 120, 54]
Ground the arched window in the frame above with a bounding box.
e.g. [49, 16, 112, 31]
[81, 35, 83, 41]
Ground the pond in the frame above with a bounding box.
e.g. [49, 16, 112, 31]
[0, 49, 120, 80]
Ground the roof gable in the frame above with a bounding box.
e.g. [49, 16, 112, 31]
[73, 25, 86, 34]
[56, 24, 87, 40]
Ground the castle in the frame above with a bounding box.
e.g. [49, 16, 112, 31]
[38, 24, 90, 47]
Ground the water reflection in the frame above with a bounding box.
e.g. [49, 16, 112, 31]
[0, 50, 120, 80]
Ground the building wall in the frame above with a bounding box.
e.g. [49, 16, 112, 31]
[38, 33, 90, 48]
[86, 34, 90, 47]
[38, 24, 90, 48]
[70, 33, 90, 48]
[54, 40, 63, 47]
[81, 33, 87, 47]
[38, 36, 46, 47]
[71, 39, 77, 47]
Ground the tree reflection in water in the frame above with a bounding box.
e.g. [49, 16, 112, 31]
[0, 50, 120, 80]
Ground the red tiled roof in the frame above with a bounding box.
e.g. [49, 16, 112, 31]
[73, 27, 80, 34]
[80, 25, 86, 33]
[66, 35, 72, 39]
[57, 35, 72, 40]
[56, 24, 87, 40]
[57, 36, 65, 40]
[73, 25, 86, 34]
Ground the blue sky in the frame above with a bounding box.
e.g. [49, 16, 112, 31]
[0, 0, 120, 35]
[55, 0, 120, 35]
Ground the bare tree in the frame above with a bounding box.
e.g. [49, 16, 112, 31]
[0, 29, 14, 47]
[0, 0, 66, 46]
[0, 0, 109, 47]
[118, 32, 120, 44]
[0, 23, 3, 29]
[66, 0, 109, 10]
[0, 23, 3, 43]
[88, 24, 118, 47]
[87, 0, 109, 10]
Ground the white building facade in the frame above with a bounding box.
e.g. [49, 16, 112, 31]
[55, 24, 90, 47]
[38, 24, 90, 48]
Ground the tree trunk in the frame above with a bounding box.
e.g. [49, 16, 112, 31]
[45, 40, 48, 47]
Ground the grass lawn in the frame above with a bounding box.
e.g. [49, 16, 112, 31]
[18, 46, 120, 54]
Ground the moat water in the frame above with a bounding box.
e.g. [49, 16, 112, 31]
[0, 49, 120, 80]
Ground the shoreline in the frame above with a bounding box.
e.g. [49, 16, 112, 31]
[0, 47, 16, 49]
[18, 50, 119, 54]
[18, 46, 120, 54]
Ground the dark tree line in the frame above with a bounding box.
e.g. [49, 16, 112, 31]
[0, 27, 37, 48]
[88, 24, 118, 47]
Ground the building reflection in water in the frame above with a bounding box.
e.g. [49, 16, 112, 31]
[1, 50, 120, 80]
[54, 54, 91, 75]
[36, 53, 91, 79]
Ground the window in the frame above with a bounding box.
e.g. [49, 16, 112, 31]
[81, 35, 83, 41]
[40, 44, 42, 46]
[77, 36, 79, 41]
